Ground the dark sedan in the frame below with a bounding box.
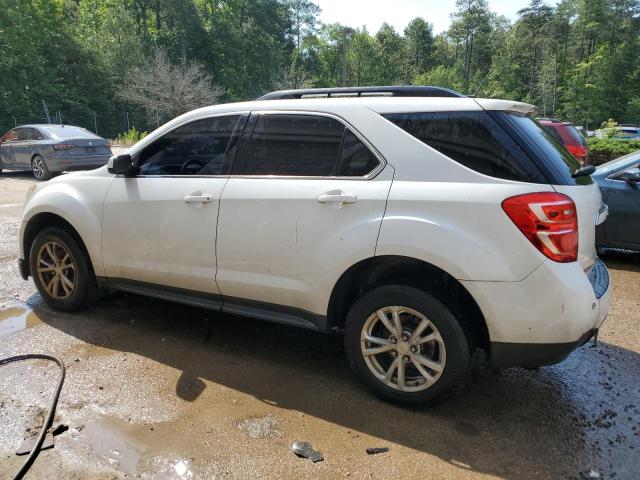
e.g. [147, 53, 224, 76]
[594, 151, 640, 252]
[0, 124, 112, 180]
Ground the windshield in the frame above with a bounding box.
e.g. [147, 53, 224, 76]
[41, 126, 97, 139]
[562, 124, 588, 147]
[503, 113, 592, 185]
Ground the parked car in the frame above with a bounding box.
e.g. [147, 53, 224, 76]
[538, 118, 589, 164]
[594, 126, 640, 141]
[0, 124, 112, 180]
[594, 151, 640, 252]
[18, 86, 611, 405]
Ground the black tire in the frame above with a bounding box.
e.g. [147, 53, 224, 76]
[31, 154, 52, 181]
[29, 227, 97, 311]
[344, 285, 471, 406]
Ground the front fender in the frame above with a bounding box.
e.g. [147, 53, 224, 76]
[20, 176, 113, 277]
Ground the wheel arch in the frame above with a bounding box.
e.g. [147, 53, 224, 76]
[22, 212, 94, 279]
[327, 255, 490, 352]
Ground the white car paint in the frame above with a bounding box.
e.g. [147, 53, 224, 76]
[19, 95, 611, 351]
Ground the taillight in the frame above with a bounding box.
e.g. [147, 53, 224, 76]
[52, 143, 75, 151]
[502, 192, 578, 263]
[566, 144, 588, 164]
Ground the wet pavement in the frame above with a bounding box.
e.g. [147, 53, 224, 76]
[1, 172, 639, 479]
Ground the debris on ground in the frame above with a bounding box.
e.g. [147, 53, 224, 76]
[292, 441, 324, 462]
[365, 447, 389, 455]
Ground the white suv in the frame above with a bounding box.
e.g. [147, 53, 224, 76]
[18, 86, 611, 405]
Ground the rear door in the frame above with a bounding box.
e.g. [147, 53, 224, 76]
[216, 112, 392, 319]
[10, 128, 34, 168]
[0, 129, 17, 168]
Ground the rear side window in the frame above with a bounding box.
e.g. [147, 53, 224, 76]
[383, 111, 546, 183]
[235, 114, 380, 177]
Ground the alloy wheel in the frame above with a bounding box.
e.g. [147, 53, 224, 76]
[36, 241, 76, 299]
[32, 157, 46, 179]
[360, 306, 446, 392]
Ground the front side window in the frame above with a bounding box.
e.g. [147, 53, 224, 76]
[235, 114, 380, 177]
[137, 115, 244, 176]
[383, 111, 546, 183]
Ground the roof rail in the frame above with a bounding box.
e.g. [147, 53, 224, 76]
[257, 86, 465, 100]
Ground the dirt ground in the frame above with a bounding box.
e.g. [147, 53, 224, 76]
[0, 170, 639, 479]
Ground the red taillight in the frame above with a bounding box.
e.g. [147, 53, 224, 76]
[52, 143, 75, 151]
[502, 192, 578, 263]
[566, 144, 588, 163]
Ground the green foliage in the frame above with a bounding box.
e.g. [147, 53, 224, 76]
[114, 127, 148, 146]
[599, 119, 621, 139]
[1, 0, 640, 135]
[587, 137, 640, 165]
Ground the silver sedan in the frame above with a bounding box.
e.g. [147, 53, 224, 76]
[0, 124, 112, 180]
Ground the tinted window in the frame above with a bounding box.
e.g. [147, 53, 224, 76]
[383, 111, 545, 182]
[504, 113, 592, 185]
[138, 115, 243, 176]
[338, 130, 380, 176]
[541, 125, 563, 143]
[237, 115, 344, 176]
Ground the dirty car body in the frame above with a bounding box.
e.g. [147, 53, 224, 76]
[17, 87, 611, 405]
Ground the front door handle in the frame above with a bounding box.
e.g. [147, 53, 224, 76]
[184, 194, 213, 204]
[317, 191, 358, 205]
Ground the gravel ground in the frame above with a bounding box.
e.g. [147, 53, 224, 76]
[0, 170, 639, 479]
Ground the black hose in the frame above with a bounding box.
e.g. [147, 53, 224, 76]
[0, 354, 65, 480]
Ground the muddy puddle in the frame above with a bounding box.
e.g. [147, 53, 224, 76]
[0, 302, 42, 338]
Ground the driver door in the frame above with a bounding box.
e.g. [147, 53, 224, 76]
[604, 163, 640, 247]
[101, 114, 246, 295]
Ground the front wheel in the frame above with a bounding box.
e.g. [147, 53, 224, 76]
[29, 227, 97, 311]
[31, 154, 52, 180]
[344, 285, 471, 405]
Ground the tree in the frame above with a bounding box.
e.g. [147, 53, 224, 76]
[404, 18, 434, 78]
[119, 50, 223, 122]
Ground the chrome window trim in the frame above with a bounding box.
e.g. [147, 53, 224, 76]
[229, 110, 387, 181]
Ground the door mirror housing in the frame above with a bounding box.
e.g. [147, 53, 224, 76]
[615, 169, 640, 183]
[107, 154, 135, 175]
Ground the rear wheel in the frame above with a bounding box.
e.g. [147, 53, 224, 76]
[31, 155, 52, 180]
[29, 227, 97, 311]
[344, 285, 471, 405]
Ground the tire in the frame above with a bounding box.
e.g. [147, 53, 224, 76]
[31, 154, 52, 181]
[344, 285, 471, 406]
[29, 227, 97, 311]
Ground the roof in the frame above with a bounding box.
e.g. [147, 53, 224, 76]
[258, 86, 465, 100]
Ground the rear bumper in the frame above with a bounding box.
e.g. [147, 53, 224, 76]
[46, 154, 110, 172]
[462, 257, 611, 368]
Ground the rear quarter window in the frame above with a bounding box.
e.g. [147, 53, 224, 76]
[383, 111, 547, 183]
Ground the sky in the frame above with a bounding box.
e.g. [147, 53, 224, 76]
[313, 0, 535, 34]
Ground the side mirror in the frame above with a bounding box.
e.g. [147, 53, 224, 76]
[616, 170, 640, 183]
[107, 154, 134, 175]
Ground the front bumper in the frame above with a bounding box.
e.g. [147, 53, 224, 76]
[462, 257, 611, 368]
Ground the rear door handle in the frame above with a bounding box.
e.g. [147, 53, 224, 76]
[317, 191, 358, 204]
[184, 194, 213, 204]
